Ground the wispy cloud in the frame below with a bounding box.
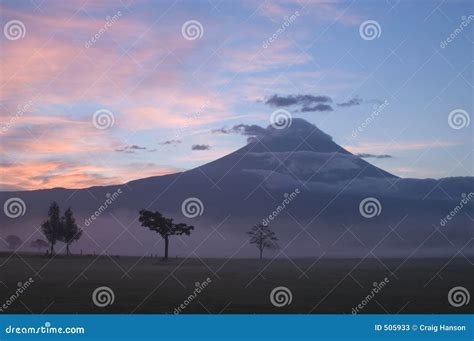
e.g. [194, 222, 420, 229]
[159, 139, 182, 145]
[0, 160, 180, 190]
[115, 145, 148, 153]
[191, 144, 211, 151]
[265, 94, 332, 107]
[345, 141, 461, 154]
[213, 124, 267, 136]
[337, 96, 362, 107]
[300, 103, 333, 112]
[254, 0, 362, 26]
[0, 0, 470, 189]
[265, 94, 333, 112]
[357, 153, 393, 159]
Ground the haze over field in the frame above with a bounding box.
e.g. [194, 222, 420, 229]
[0, 0, 472, 259]
[1, 119, 473, 258]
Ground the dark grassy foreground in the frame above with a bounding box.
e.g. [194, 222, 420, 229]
[0, 253, 472, 314]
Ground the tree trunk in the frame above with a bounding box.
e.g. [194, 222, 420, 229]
[163, 236, 169, 260]
[66, 244, 70, 256]
[50, 243, 54, 256]
[259, 247, 263, 259]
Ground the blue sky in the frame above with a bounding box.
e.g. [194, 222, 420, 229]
[0, 0, 472, 190]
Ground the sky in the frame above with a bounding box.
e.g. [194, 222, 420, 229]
[0, 0, 472, 191]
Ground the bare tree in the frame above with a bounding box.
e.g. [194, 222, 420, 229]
[247, 224, 279, 259]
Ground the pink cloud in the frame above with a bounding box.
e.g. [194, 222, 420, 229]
[0, 159, 180, 190]
[250, 0, 361, 26]
[0, 1, 372, 191]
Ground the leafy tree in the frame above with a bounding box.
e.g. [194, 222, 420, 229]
[247, 224, 279, 259]
[139, 209, 194, 260]
[61, 207, 82, 255]
[41, 202, 62, 255]
[5, 235, 22, 250]
[30, 239, 49, 252]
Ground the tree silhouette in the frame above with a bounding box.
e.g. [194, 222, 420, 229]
[61, 207, 82, 255]
[41, 202, 62, 255]
[5, 235, 22, 251]
[247, 224, 279, 259]
[139, 209, 194, 260]
[30, 239, 49, 252]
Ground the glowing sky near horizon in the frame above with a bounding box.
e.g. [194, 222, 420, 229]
[0, 0, 472, 191]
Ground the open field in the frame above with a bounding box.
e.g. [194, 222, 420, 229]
[0, 253, 472, 314]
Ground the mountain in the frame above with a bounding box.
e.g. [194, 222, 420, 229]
[1, 119, 473, 258]
[198, 119, 397, 183]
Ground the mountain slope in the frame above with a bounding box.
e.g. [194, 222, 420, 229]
[197, 118, 396, 182]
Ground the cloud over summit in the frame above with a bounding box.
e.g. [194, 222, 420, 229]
[213, 118, 333, 144]
[265, 94, 333, 112]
